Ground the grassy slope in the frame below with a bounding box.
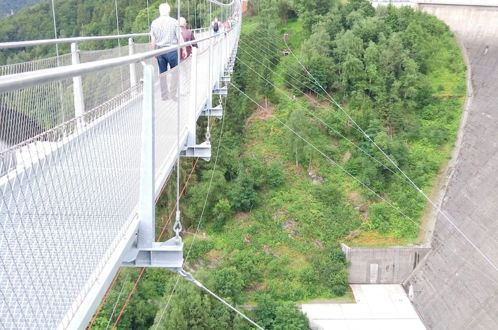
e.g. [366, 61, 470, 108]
[186, 13, 466, 305]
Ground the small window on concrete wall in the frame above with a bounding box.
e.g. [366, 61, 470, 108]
[369, 263, 379, 283]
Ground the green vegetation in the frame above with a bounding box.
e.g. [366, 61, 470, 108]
[0, 0, 42, 17]
[0, 0, 215, 64]
[0, 0, 466, 328]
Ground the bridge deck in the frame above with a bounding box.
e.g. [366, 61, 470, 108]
[0, 29, 233, 328]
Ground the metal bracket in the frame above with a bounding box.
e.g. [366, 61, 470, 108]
[122, 236, 183, 269]
[201, 104, 223, 119]
[213, 86, 228, 96]
[220, 75, 231, 83]
[180, 141, 211, 161]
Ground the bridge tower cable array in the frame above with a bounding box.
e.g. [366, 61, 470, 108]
[239, 29, 497, 273]
[232, 32, 498, 287]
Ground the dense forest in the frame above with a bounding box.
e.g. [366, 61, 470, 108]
[94, 0, 464, 329]
[0, 0, 216, 64]
[0, 0, 466, 329]
[0, 0, 42, 17]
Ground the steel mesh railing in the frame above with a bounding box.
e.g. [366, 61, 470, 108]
[0, 79, 144, 328]
[0, 3, 241, 328]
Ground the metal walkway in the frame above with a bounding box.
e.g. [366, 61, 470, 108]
[0, 2, 241, 328]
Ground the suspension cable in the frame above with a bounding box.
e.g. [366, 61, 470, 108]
[111, 158, 200, 329]
[155, 84, 228, 330]
[49, 0, 66, 124]
[281, 36, 498, 272]
[238, 30, 497, 271]
[230, 81, 498, 278]
[146, 0, 151, 27]
[173, 0, 183, 240]
[105, 272, 131, 330]
[49, 0, 60, 60]
[179, 270, 264, 330]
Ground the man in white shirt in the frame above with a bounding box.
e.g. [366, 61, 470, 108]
[150, 3, 186, 99]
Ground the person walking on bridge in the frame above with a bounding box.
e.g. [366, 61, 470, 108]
[150, 3, 186, 100]
[179, 17, 196, 60]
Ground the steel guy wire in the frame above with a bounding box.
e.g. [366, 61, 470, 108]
[281, 36, 498, 272]
[114, 0, 125, 92]
[146, 0, 151, 27]
[105, 271, 131, 330]
[242, 28, 498, 272]
[88, 269, 123, 329]
[240, 31, 314, 85]
[230, 82, 498, 285]
[111, 268, 146, 329]
[238, 35, 357, 125]
[49, 0, 67, 125]
[179, 270, 264, 330]
[234, 53, 405, 179]
[155, 83, 227, 330]
[174, 0, 183, 239]
[112, 157, 201, 329]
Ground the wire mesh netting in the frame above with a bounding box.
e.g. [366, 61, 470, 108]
[0, 75, 144, 328]
[0, 14, 240, 328]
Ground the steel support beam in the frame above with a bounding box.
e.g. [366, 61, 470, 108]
[124, 64, 184, 269]
[201, 104, 223, 119]
[213, 86, 228, 96]
[180, 141, 211, 161]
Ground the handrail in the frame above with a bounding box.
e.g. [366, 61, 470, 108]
[0, 28, 235, 93]
[207, 0, 237, 7]
[0, 33, 150, 49]
[0, 28, 208, 50]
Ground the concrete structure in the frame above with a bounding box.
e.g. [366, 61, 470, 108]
[342, 244, 431, 284]
[403, 4, 498, 330]
[302, 285, 426, 330]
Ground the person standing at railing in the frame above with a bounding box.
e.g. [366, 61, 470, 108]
[150, 3, 186, 100]
[179, 17, 196, 60]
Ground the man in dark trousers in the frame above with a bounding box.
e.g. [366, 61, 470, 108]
[150, 3, 186, 100]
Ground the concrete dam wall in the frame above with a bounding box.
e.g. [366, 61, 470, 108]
[342, 244, 431, 284]
[405, 4, 498, 329]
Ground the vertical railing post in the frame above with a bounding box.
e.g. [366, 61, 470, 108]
[188, 47, 198, 146]
[208, 32, 213, 108]
[71, 42, 85, 118]
[129, 38, 137, 87]
[138, 64, 155, 249]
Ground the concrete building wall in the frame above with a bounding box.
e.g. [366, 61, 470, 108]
[404, 5, 498, 330]
[342, 244, 430, 284]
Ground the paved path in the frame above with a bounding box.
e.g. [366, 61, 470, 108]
[302, 285, 425, 330]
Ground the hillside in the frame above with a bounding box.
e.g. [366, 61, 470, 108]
[89, 1, 466, 329]
[0, 0, 42, 17]
[0, 0, 467, 329]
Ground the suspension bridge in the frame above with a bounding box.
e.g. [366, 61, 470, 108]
[1, 0, 498, 329]
[0, 0, 244, 328]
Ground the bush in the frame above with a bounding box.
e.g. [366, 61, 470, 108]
[309, 247, 349, 296]
[211, 267, 244, 303]
[255, 296, 310, 330]
[267, 161, 285, 187]
[212, 199, 232, 232]
[229, 170, 258, 212]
